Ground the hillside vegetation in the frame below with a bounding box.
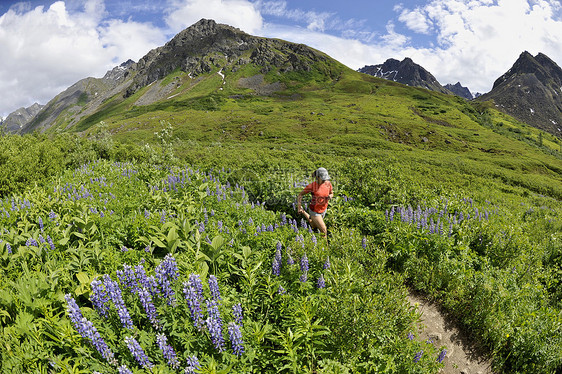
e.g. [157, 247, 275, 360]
[0, 39, 561, 373]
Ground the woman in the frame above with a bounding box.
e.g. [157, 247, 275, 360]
[297, 167, 333, 239]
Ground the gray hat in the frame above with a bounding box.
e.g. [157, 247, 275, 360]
[313, 167, 330, 180]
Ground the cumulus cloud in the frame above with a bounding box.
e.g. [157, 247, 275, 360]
[392, 0, 562, 93]
[0, 0, 166, 117]
[165, 0, 263, 35]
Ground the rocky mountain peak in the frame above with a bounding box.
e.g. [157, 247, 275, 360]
[444, 82, 473, 99]
[479, 51, 562, 137]
[125, 18, 330, 97]
[358, 57, 452, 95]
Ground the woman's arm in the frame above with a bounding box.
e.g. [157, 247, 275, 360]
[297, 189, 308, 213]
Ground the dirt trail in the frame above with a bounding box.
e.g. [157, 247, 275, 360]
[407, 292, 494, 374]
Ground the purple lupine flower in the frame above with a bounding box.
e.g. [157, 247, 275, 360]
[206, 299, 225, 351]
[125, 336, 153, 369]
[90, 278, 110, 317]
[184, 356, 201, 374]
[228, 322, 245, 356]
[49, 211, 57, 221]
[156, 333, 180, 369]
[188, 274, 204, 299]
[323, 257, 331, 269]
[300, 253, 309, 272]
[118, 365, 133, 374]
[317, 274, 325, 289]
[311, 235, 317, 246]
[299, 272, 308, 282]
[183, 282, 204, 329]
[155, 254, 179, 305]
[139, 287, 160, 329]
[46, 235, 55, 251]
[437, 349, 447, 363]
[362, 237, 367, 249]
[26, 238, 38, 247]
[103, 274, 133, 329]
[414, 350, 423, 363]
[117, 264, 139, 294]
[64, 294, 116, 364]
[407, 332, 414, 340]
[232, 303, 243, 326]
[287, 252, 295, 265]
[272, 258, 281, 276]
[208, 275, 221, 301]
[38, 217, 44, 231]
[6, 243, 12, 254]
[278, 285, 286, 294]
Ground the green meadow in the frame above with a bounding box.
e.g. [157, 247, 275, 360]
[0, 61, 561, 373]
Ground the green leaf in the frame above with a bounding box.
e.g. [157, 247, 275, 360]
[75, 272, 91, 285]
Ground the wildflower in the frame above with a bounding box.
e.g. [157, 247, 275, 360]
[208, 275, 221, 301]
[317, 274, 325, 288]
[437, 349, 447, 363]
[125, 336, 153, 369]
[118, 365, 133, 374]
[232, 303, 243, 326]
[407, 332, 414, 340]
[362, 237, 367, 249]
[64, 294, 116, 364]
[156, 333, 180, 369]
[299, 272, 308, 282]
[90, 278, 110, 317]
[188, 273, 204, 299]
[323, 257, 331, 269]
[38, 217, 44, 231]
[278, 285, 286, 294]
[6, 243, 11, 254]
[155, 254, 179, 305]
[206, 299, 225, 351]
[139, 287, 160, 328]
[184, 356, 201, 374]
[300, 253, 309, 272]
[26, 238, 38, 247]
[311, 235, 317, 246]
[103, 275, 133, 329]
[183, 282, 204, 329]
[282, 252, 294, 267]
[272, 257, 281, 276]
[414, 350, 423, 363]
[228, 322, 245, 356]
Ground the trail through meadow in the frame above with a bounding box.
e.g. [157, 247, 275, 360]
[407, 292, 494, 374]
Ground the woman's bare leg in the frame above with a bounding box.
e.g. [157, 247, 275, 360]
[310, 215, 327, 237]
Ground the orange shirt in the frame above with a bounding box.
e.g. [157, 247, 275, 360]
[302, 181, 333, 214]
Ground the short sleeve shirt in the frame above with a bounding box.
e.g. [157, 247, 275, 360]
[302, 181, 333, 214]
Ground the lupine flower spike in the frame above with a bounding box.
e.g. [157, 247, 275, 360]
[125, 336, 153, 369]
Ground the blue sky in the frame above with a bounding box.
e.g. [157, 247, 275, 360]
[2, 0, 562, 117]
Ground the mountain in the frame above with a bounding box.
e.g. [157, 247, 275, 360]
[478, 51, 562, 137]
[358, 58, 452, 95]
[15, 19, 337, 134]
[20, 60, 135, 134]
[1, 103, 44, 132]
[444, 82, 473, 99]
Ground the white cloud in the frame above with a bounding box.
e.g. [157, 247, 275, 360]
[397, 7, 433, 34]
[386, 0, 562, 93]
[165, 0, 263, 35]
[0, 0, 166, 117]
